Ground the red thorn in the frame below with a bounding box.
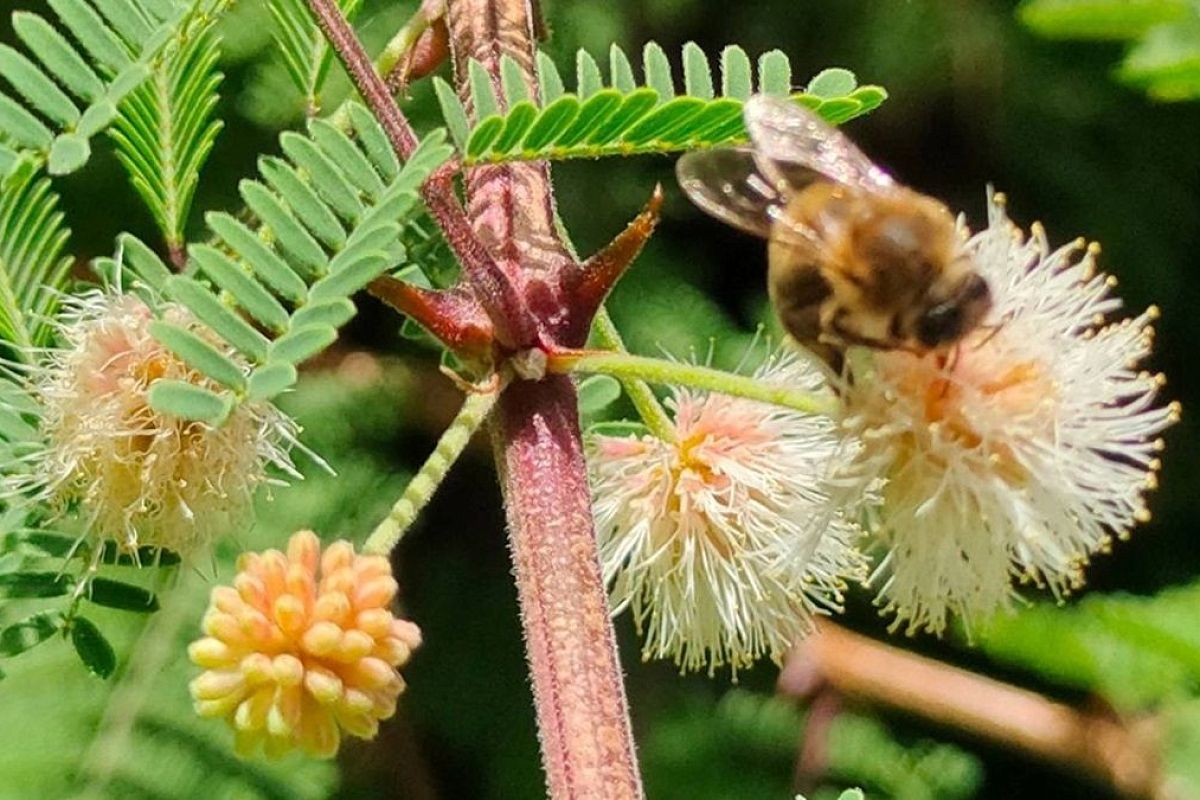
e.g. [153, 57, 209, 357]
[368, 276, 494, 361]
[572, 184, 664, 324]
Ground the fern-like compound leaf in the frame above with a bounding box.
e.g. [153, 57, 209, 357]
[103, 107, 453, 422]
[109, 11, 225, 254]
[0, 161, 73, 355]
[266, 0, 364, 115]
[434, 42, 888, 166]
[0, 0, 210, 178]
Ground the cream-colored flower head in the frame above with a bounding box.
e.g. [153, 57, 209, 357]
[13, 289, 296, 553]
[842, 192, 1178, 635]
[189, 530, 421, 759]
[588, 351, 867, 676]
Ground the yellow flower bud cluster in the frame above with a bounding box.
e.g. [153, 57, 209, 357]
[189, 531, 421, 758]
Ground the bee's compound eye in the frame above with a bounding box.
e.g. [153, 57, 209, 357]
[917, 273, 992, 348]
[917, 302, 964, 348]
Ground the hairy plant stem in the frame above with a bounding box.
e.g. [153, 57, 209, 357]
[447, 1, 644, 796]
[552, 349, 839, 416]
[304, 0, 535, 348]
[491, 377, 642, 799]
[307, 0, 645, 794]
[363, 390, 497, 556]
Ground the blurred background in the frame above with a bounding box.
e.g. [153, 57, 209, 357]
[1, 0, 1198, 798]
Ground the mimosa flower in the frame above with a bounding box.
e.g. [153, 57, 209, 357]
[588, 352, 868, 676]
[10, 290, 296, 554]
[189, 530, 422, 759]
[842, 193, 1178, 634]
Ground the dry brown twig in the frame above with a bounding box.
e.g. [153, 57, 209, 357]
[779, 622, 1170, 800]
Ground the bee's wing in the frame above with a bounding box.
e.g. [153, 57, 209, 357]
[675, 146, 825, 250]
[743, 94, 895, 194]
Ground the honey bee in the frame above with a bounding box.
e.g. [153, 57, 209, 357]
[676, 95, 992, 363]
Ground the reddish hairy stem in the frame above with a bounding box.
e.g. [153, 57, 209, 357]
[309, 0, 646, 793]
[446, 0, 581, 347]
[492, 378, 643, 799]
[304, 0, 536, 348]
[447, 0, 645, 796]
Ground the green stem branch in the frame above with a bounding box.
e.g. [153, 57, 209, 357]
[553, 349, 838, 417]
[589, 309, 676, 440]
[363, 390, 497, 555]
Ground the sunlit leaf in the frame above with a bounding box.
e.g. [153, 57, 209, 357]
[443, 44, 886, 165]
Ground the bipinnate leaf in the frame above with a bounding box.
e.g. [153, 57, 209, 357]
[113, 107, 453, 422]
[433, 42, 887, 166]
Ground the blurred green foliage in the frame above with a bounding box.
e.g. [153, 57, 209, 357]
[1019, 0, 1200, 99]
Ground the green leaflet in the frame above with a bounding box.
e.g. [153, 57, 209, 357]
[1019, 0, 1189, 40]
[434, 42, 888, 165]
[577, 374, 622, 416]
[148, 320, 247, 391]
[0, 571, 71, 599]
[86, 578, 160, 612]
[1119, 19, 1200, 100]
[108, 108, 453, 422]
[0, 611, 63, 657]
[69, 616, 116, 678]
[147, 380, 232, 425]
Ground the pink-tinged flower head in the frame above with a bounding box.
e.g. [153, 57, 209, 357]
[188, 530, 422, 759]
[588, 352, 868, 675]
[12, 290, 296, 554]
[842, 192, 1179, 635]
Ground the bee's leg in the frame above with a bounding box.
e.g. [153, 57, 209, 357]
[936, 349, 957, 399]
[943, 346, 960, 372]
[804, 337, 844, 376]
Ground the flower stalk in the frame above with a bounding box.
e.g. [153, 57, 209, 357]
[550, 348, 840, 417]
[589, 308, 676, 442]
[364, 390, 497, 556]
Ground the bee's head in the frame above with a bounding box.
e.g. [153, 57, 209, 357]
[916, 268, 992, 349]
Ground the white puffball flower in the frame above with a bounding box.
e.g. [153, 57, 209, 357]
[841, 192, 1179, 635]
[9, 289, 299, 555]
[587, 351, 868, 676]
